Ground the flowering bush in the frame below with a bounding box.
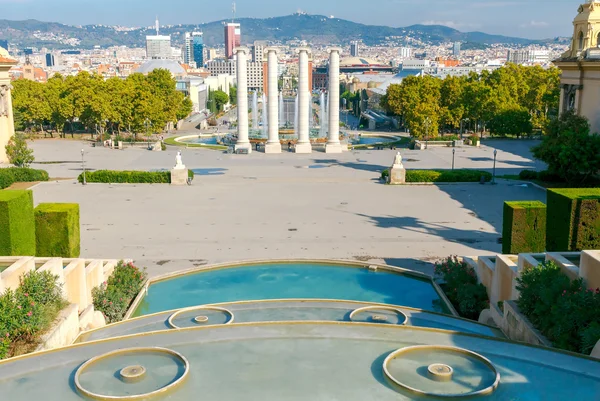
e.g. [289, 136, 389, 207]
[0, 270, 66, 359]
[434, 256, 489, 320]
[92, 261, 147, 324]
[516, 261, 600, 354]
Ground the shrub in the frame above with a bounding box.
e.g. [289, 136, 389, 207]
[35, 203, 80, 258]
[405, 169, 491, 183]
[469, 134, 480, 145]
[546, 188, 600, 251]
[381, 169, 389, 180]
[518, 170, 539, 180]
[78, 170, 195, 184]
[0, 190, 36, 256]
[0, 270, 66, 359]
[434, 256, 489, 320]
[516, 261, 600, 354]
[532, 111, 600, 185]
[92, 261, 147, 323]
[502, 201, 546, 254]
[0, 167, 49, 189]
[5, 132, 34, 167]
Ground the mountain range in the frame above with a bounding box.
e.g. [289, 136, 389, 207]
[0, 13, 569, 50]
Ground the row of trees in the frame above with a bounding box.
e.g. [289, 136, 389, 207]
[380, 64, 560, 138]
[11, 69, 193, 138]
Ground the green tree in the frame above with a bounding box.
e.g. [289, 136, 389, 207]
[229, 86, 237, 105]
[532, 111, 600, 185]
[489, 108, 533, 137]
[11, 79, 50, 133]
[212, 90, 229, 112]
[5, 132, 34, 167]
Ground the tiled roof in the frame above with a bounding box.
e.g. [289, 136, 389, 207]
[0, 56, 17, 64]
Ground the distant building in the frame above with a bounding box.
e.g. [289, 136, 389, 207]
[453, 42, 461, 57]
[61, 50, 81, 55]
[507, 49, 550, 65]
[350, 41, 360, 57]
[184, 32, 205, 68]
[206, 60, 236, 76]
[314, 57, 394, 74]
[146, 35, 171, 59]
[23, 48, 34, 56]
[252, 41, 266, 63]
[45, 53, 55, 67]
[206, 48, 217, 61]
[224, 22, 241, 59]
[184, 33, 194, 66]
[0, 39, 7, 51]
[402, 59, 431, 70]
[399, 47, 412, 59]
[136, 59, 186, 77]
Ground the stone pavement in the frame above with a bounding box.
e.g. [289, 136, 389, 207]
[23, 139, 547, 278]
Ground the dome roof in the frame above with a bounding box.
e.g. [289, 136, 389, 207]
[136, 59, 186, 76]
[339, 57, 382, 67]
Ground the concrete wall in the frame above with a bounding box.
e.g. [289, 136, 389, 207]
[0, 257, 124, 352]
[0, 59, 17, 163]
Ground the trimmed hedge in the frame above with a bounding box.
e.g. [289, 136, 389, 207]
[0, 168, 49, 189]
[77, 170, 194, 184]
[502, 201, 546, 254]
[0, 190, 36, 256]
[405, 169, 492, 183]
[35, 203, 80, 258]
[546, 188, 600, 251]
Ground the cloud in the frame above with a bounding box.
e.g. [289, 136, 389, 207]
[520, 20, 549, 28]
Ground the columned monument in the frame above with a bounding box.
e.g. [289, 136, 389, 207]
[326, 48, 343, 153]
[264, 47, 282, 154]
[0, 54, 17, 164]
[554, 1, 600, 133]
[295, 48, 312, 154]
[234, 47, 252, 153]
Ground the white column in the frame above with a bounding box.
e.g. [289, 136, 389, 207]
[326, 47, 343, 153]
[234, 47, 252, 153]
[265, 48, 281, 153]
[295, 47, 312, 154]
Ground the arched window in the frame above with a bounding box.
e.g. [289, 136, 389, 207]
[578, 31, 584, 50]
[596, 32, 600, 47]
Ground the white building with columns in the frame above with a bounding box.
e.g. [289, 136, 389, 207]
[0, 54, 17, 164]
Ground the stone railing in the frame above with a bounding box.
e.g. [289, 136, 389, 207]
[0, 256, 128, 351]
[414, 140, 464, 150]
[464, 250, 600, 358]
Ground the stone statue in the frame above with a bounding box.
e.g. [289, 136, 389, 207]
[174, 150, 185, 170]
[0, 85, 10, 117]
[393, 151, 403, 167]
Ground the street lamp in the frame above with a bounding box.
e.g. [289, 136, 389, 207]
[452, 148, 456, 171]
[424, 117, 431, 149]
[81, 149, 86, 185]
[492, 149, 498, 185]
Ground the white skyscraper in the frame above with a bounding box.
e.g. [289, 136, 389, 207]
[146, 17, 171, 59]
[399, 47, 412, 59]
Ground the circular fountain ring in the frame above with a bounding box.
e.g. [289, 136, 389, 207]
[383, 345, 500, 397]
[349, 306, 408, 325]
[74, 347, 189, 400]
[167, 306, 234, 329]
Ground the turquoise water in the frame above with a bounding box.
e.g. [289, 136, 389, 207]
[133, 263, 448, 317]
[181, 136, 221, 145]
[351, 136, 396, 145]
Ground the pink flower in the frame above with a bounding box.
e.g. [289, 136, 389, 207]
[27, 311, 32, 317]
[17, 305, 21, 309]
[24, 293, 28, 297]
[30, 302, 35, 306]
[5, 333, 8, 338]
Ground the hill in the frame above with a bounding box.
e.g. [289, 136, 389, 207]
[0, 13, 547, 50]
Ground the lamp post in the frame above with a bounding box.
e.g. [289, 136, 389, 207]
[492, 149, 498, 185]
[81, 149, 86, 185]
[452, 148, 456, 171]
[424, 117, 431, 149]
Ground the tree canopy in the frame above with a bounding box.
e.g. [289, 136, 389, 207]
[380, 64, 560, 139]
[11, 69, 193, 137]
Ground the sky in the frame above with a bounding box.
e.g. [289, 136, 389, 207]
[0, 0, 584, 39]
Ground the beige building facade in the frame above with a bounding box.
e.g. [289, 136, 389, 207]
[554, 1, 600, 133]
[0, 55, 17, 163]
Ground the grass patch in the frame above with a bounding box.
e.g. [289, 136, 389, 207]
[163, 136, 228, 150]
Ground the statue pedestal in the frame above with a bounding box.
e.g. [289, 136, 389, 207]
[388, 164, 406, 185]
[235, 142, 252, 154]
[171, 168, 189, 186]
[264, 142, 282, 154]
[325, 143, 343, 154]
[295, 142, 312, 154]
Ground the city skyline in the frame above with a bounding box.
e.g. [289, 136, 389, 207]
[0, 0, 584, 40]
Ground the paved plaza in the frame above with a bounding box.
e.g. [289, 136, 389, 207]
[25, 138, 546, 277]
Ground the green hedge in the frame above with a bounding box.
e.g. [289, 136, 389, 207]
[502, 201, 546, 254]
[546, 188, 600, 251]
[0, 190, 35, 256]
[0, 168, 49, 189]
[405, 169, 492, 183]
[77, 170, 194, 184]
[35, 203, 80, 258]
